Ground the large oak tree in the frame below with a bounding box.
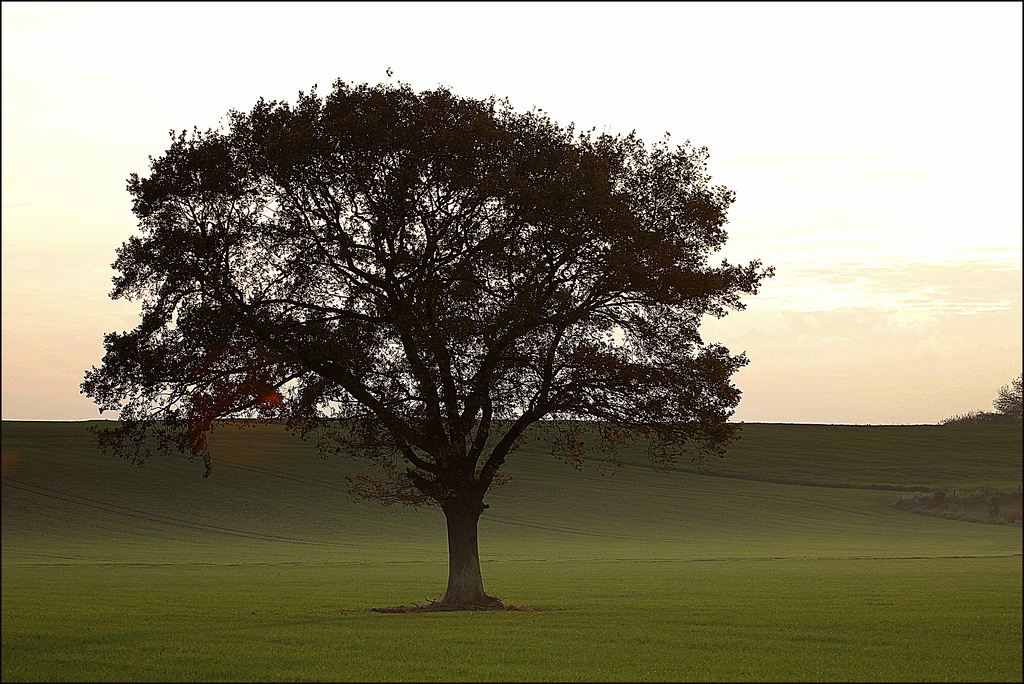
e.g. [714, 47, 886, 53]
[82, 79, 773, 609]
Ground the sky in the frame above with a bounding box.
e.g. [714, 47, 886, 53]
[2, 1, 1021, 425]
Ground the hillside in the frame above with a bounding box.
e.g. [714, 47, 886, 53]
[3, 420, 1021, 682]
[3, 421, 1020, 567]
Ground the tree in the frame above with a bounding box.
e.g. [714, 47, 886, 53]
[993, 374, 1022, 424]
[82, 79, 773, 609]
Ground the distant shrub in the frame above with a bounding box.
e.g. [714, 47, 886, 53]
[895, 489, 948, 511]
[940, 411, 1020, 426]
[895, 487, 1022, 525]
[993, 374, 1022, 424]
[987, 495, 1000, 518]
[942, 375, 1023, 426]
[999, 508, 1022, 524]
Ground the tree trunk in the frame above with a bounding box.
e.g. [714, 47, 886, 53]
[436, 497, 502, 609]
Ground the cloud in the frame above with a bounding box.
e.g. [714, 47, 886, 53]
[708, 303, 1021, 425]
[781, 168, 953, 188]
[914, 334, 968, 361]
[886, 309, 939, 334]
[717, 204, 1022, 317]
[751, 260, 1021, 315]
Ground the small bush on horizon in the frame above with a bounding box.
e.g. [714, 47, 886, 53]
[942, 373, 1023, 426]
[939, 410, 1021, 426]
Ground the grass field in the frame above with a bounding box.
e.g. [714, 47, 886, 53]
[2, 421, 1021, 681]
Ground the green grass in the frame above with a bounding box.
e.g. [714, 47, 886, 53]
[2, 559, 1019, 682]
[2, 421, 1021, 681]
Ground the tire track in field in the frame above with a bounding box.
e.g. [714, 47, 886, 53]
[720, 488, 880, 519]
[211, 461, 672, 543]
[692, 474, 882, 519]
[214, 460, 684, 543]
[482, 512, 687, 543]
[3, 457, 883, 549]
[1, 476, 362, 548]
[508, 475, 880, 528]
[671, 474, 882, 519]
[521, 462, 883, 521]
[214, 455, 881, 522]
[214, 459, 880, 526]
[213, 457, 350, 492]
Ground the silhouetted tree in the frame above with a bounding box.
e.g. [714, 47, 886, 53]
[82, 79, 772, 609]
[993, 374, 1022, 424]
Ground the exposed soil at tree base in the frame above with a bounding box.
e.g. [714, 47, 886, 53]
[369, 602, 547, 613]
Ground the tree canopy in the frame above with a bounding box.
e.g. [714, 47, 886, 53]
[82, 79, 773, 608]
[993, 374, 1022, 424]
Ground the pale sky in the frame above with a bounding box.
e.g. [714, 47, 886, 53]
[2, 1, 1021, 424]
